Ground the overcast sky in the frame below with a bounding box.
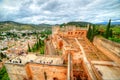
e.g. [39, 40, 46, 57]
[0, 0, 120, 24]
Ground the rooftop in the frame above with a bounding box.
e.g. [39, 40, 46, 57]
[5, 54, 64, 66]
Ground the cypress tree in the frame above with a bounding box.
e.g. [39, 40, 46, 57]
[90, 26, 95, 41]
[38, 39, 41, 46]
[28, 43, 31, 52]
[105, 19, 111, 38]
[34, 43, 37, 51]
[109, 29, 113, 38]
[87, 26, 92, 40]
[87, 26, 90, 39]
[36, 41, 39, 49]
[36, 33, 39, 39]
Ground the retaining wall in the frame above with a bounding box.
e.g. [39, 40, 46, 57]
[93, 36, 120, 65]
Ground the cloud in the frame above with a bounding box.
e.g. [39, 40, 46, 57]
[0, 0, 120, 24]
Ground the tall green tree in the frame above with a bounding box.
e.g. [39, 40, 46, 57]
[109, 29, 113, 38]
[27, 43, 31, 52]
[87, 25, 98, 42]
[38, 38, 41, 46]
[90, 26, 96, 41]
[87, 26, 92, 40]
[105, 19, 111, 38]
[36, 41, 39, 50]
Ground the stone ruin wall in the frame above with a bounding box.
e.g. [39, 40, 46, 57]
[5, 64, 28, 80]
[5, 63, 67, 80]
[93, 36, 120, 64]
[26, 63, 67, 80]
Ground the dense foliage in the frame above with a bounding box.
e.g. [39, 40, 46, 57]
[28, 30, 52, 54]
[87, 25, 99, 42]
[86, 19, 120, 43]
[60, 21, 92, 27]
[87, 20, 120, 43]
[0, 66, 10, 80]
[98, 20, 120, 43]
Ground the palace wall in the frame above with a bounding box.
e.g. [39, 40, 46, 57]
[5, 64, 28, 80]
[93, 36, 120, 64]
[27, 63, 67, 80]
[5, 63, 67, 80]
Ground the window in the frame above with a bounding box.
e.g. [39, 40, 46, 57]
[53, 77, 58, 80]
[68, 32, 70, 34]
[81, 32, 84, 35]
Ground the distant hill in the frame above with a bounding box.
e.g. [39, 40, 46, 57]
[1, 21, 119, 31]
[0, 21, 52, 31]
[60, 21, 92, 27]
[95, 21, 120, 25]
[38, 23, 52, 27]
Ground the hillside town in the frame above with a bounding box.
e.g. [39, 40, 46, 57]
[0, 29, 48, 64]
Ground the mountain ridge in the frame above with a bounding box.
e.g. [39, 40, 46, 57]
[0, 21, 52, 31]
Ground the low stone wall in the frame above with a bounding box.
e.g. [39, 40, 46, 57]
[93, 36, 120, 64]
